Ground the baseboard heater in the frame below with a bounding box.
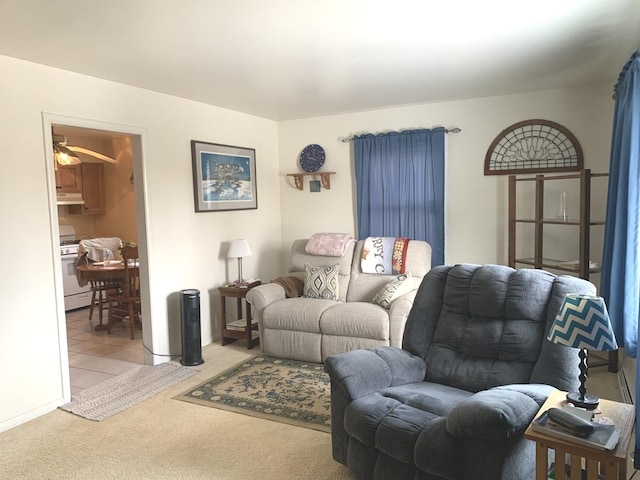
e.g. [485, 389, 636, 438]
[618, 367, 634, 405]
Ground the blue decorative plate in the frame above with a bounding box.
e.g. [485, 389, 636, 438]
[299, 144, 325, 173]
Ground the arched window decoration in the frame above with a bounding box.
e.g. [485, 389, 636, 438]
[484, 119, 583, 175]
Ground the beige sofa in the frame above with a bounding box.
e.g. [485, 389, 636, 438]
[246, 238, 431, 363]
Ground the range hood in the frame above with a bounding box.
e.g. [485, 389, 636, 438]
[56, 192, 85, 205]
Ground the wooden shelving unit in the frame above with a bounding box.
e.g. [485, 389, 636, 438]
[508, 169, 618, 372]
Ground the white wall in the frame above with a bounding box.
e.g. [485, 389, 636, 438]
[278, 84, 615, 269]
[0, 52, 619, 433]
[0, 55, 283, 432]
[95, 136, 138, 243]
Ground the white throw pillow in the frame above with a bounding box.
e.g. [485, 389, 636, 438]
[372, 273, 415, 308]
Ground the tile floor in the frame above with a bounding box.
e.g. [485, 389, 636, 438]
[66, 306, 143, 396]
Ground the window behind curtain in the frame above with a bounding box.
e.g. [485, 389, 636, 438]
[353, 128, 445, 265]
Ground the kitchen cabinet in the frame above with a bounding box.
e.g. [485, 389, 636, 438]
[68, 163, 106, 215]
[508, 169, 617, 372]
[55, 164, 82, 193]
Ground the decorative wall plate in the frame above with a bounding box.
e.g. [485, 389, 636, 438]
[299, 144, 325, 172]
[484, 119, 583, 175]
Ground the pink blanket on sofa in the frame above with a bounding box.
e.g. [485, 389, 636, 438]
[305, 233, 355, 257]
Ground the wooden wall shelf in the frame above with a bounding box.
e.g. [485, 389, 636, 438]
[286, 172, 336, 190]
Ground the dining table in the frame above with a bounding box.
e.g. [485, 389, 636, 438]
[77, 260, 133, 331]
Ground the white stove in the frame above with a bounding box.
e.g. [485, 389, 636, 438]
[59, 225, 92, 311]
[60, 241, 81, 258]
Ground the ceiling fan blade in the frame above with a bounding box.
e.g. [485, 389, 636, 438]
[67, 145, 117, 164]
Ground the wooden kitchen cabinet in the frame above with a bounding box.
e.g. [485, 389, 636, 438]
[55, 164, 82, 193]
[69, 163, 106, 215]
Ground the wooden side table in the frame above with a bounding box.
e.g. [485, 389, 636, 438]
[524, 390, 635, 480]
[218, 281, 261, 349]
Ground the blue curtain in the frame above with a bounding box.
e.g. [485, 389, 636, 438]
[354, 128, 445, 265]
[600, 49, 640, 468]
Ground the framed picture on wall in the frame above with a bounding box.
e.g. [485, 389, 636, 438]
[190, 140, 258, 212]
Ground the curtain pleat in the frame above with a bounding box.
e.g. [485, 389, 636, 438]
[354, 128, 445, 265]
[600, 49, 640, 467]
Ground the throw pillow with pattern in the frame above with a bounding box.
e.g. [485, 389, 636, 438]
[372, 273, 414, 308]
[303, 263, 340, 300]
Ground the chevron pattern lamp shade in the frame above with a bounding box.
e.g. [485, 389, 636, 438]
[548, 294, 618, 351]
[547, 294, 619, 409]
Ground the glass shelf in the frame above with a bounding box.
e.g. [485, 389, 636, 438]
[513, 257, 601, 274]
[514, 218, 605, 225]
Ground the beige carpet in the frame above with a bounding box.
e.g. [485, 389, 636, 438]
[0, 343, 351, 480]
[0, 345, 626, 480]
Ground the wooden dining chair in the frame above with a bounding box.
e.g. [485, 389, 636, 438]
[106, 245, 141, 339]
[89, 278, 120, 329]
[78, 237, 123, 329]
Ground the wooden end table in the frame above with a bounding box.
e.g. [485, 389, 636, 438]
[218, 281, 261, 349]
[524, 389, 635, 480]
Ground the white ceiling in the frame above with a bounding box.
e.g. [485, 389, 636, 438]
[1, 0, 639, 121]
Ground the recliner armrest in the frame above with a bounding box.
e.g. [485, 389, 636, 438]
[446, 384, 555, 441]
[324, 346, 426, 401]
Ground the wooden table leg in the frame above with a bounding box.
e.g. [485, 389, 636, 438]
[245, 298, 258, 348]
[91, 281, 108, 331]
[536, 442, 549, 480]
[220, 293, 231, 345]
[605, 459, 620, 480]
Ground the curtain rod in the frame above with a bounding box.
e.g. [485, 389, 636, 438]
[338, 127, 461, 143]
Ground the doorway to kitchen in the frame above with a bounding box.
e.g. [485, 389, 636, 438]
[44, 113, 150, 400]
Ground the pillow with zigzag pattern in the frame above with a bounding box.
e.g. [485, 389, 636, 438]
[372, 273, 414, 308]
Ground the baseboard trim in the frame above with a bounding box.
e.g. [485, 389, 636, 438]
[0, 399, 61, 434]
[618, 367, 634, 404]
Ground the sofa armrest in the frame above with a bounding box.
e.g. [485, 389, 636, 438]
[325, 346, 426, 401]
[246, 284, 286, 345]
[246, 283, 286, 315]
[446, 384, 555, 441]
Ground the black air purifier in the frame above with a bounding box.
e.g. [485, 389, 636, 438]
[180, 289, 204, 366]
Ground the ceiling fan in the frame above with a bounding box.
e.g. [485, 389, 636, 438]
[53, 134, 117, 166]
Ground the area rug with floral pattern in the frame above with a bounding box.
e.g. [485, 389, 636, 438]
[174, 355, 331, 432]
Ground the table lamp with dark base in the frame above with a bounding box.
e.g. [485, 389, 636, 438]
[566, 348, 600, 410]
[547, 294, 618, 412]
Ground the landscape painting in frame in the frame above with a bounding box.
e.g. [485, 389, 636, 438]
[191, 140, 257, 212]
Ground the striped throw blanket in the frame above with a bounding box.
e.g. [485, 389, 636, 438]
[360, 237, 410, 274]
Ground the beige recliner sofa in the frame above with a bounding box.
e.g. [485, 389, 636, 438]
[246, 238, 431, 363]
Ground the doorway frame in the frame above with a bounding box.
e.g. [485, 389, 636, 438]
[43, 112, 151, 403]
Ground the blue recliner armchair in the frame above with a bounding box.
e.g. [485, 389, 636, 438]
[324, 264, 596, 480]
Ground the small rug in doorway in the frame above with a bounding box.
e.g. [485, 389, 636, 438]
[60, 363, 198, 421]
[175, 356, 331, 432]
